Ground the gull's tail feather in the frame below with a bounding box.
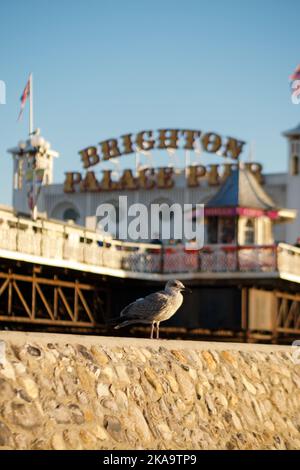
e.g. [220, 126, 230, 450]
[106, 315, 137, 327]
[114, 318, 151, 329]
[114, 320, 138, 329]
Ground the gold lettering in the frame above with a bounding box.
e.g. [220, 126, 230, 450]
[157, 129, 180, 149]
[157, 167, 174, 188]
[187, 165, 206, 187]
[202, 133, 222, 153]
[222, 137, 245, 159]
[100, 139, 121, 160]
[80, 171, 99, 192]
[181, 130, 201, 150]
[64, 172, 82, 192]
[121, 134, 134, 154]
[138, 168, 156, 189]
[100, 170, 121, 191]
[120, 169, 138, 190]
[135, 130, 155, 151]
[207, 164, 220, 186]
[79, 147, 100, 169]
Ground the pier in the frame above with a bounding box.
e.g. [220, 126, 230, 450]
[0, 206, 299, 341]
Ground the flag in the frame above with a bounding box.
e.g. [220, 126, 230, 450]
[35, 168, 45, 184]
[289, 65, 300, 102]
[290, 64, 300, 81]
[25, 167, 44, 212]
[291, 80, 300, 100]
[34, 168, 45, 200]
[25, 169, 34, 211]
[17, 75, 31, 121]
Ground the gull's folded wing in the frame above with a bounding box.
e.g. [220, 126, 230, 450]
[120, 291, 169, 321]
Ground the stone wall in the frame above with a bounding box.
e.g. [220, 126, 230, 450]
[0, 331, 299, 450]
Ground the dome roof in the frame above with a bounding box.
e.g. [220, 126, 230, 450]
[206, 167, 277, 210]
[282, 123, 300, 137]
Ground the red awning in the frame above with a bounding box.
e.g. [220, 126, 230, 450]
[201, 207, 279, 219]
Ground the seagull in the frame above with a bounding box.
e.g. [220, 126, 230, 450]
[114, 280, 191, 339]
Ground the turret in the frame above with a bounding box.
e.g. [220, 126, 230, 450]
[8, 128, 59, 218]
[282, 123, 300, 176]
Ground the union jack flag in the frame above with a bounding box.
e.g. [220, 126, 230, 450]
[290, 64, 300, 81]
[290, 65, 300, 100]
[17, 74, 31, 121]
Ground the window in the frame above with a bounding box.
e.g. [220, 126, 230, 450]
[207, 217, 218, 244]
[219, 217, 235, 244]
[291, 141, 300, 155]
[63, 208, 80, 223]
[207, 217, 236, 244]
[244, 218, 255, 244]
[291, 155, 299, 176]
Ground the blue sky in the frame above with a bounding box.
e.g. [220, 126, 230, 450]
[0, 0, 299, 206]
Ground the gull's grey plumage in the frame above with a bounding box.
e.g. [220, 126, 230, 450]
[114, 280, 191, 338]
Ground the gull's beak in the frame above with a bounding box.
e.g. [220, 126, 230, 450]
[183, 287, 192, 294]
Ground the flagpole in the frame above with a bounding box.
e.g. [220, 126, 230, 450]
[29, 72, 36, 219]
[29, 73, 33, 135]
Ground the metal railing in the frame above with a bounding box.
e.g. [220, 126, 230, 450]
[0, 208, 299, 277]
[277, 243, 300, 277]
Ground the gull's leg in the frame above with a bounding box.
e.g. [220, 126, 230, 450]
[150, 322, 154, 339]
[156, 322, 160, 339]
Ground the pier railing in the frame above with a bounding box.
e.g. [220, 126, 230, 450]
[277, 243, 300, 277]
[0, 209, 299, 278]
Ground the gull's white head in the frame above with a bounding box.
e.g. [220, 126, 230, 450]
[165, 279, 191, 294]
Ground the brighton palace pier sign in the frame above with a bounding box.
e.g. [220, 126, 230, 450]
[64, 128, 263, 192]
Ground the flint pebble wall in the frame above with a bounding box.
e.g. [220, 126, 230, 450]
[0, 331, 299, 450]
